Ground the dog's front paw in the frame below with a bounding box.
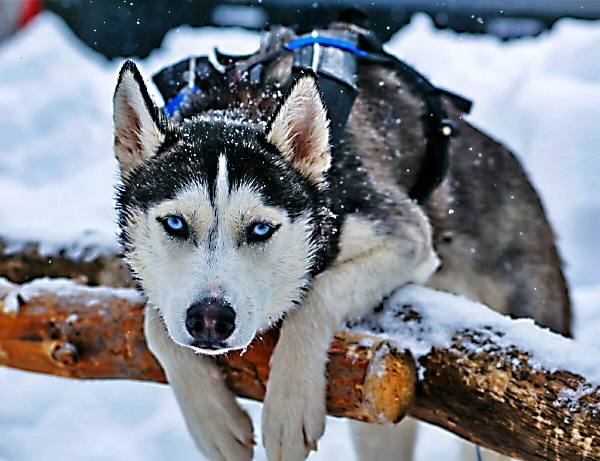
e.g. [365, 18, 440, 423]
[180, 385, 255, 461]
[262, 366, 326, 461]
[144, 311, 255, 461]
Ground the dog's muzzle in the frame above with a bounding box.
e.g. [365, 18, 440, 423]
[186, 297, 236, 350]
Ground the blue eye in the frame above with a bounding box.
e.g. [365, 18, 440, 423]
[167, 217, 183, 230]
[253, 223, 271, 236]
[246, 221, 279, 244]
[159, 215, 189, 239]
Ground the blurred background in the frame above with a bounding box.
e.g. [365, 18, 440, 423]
[2, 0, 600, 58]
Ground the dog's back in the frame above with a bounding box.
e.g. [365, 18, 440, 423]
[426, 114, 570, 335]
[346, 63, 570, 335]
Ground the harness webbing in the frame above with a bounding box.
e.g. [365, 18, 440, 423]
[287, 31, 361, 147]
[283, 35, 368, 57]
[381, 52, 461, 203]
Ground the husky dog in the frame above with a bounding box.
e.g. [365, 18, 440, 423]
[113, 23, 570, 461]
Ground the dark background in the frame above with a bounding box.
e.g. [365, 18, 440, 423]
[44, 0, 600, 59]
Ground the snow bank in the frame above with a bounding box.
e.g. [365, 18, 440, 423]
[0, 14, 260, 257]
[0, 11, 599, 461]
[0, 14, 118, 254]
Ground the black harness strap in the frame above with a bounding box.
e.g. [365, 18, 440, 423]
[283, 30, 472, 204]
[354, 30, 472, 203]
[380, 51, 466, 203]
[286, 31, 360, 147]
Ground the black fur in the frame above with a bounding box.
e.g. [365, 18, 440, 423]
[117, 65, 416, 284]
[116, 113, 340, 277]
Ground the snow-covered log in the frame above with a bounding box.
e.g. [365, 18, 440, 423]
[0, 278, 416, 425]
[349, 286, 600, 460]
[0, 278, 598, 460]
[0, 237, 132, 287]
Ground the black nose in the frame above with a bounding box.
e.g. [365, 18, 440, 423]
[186, 298, 236, 347]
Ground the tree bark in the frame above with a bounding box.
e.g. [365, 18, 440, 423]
[1, 279, 599, 460]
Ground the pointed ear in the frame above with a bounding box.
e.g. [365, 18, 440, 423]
[266, 71, 331, 183]
[113, 60, 167, 178]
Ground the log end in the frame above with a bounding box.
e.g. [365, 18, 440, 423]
[328, 332, 417, 424]
[363, 341, 417, 424]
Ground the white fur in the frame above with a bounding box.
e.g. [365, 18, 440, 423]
[144, 306, 254, 461]
[128, 168, 438, 461]
[262, 200, 438, 461]
[351, 419, 510, 461]
[350, 418, 418, 461]
[267, 74, 331, 184]
[126, 181, 315, 352]
[216, 154, 229, 204]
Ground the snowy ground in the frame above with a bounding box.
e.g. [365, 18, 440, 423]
[0, 12, 599, 461]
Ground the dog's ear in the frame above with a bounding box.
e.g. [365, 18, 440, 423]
[266, 71, 331, 183]
[113, 60, 167, 178]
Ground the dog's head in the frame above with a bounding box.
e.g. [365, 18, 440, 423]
[113, 61, 331, 354]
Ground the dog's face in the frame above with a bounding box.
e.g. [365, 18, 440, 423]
[113, 61, 331, 354]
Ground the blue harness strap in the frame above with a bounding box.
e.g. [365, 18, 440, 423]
[164, 85, 200, 118]
[283, 35, 368, 57]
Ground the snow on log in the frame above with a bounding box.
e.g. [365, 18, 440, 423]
[0, 278, 416, 425]
[0, 237, 132, 287]
[1, 273, 600, 460]
[349, 285, 600, 461]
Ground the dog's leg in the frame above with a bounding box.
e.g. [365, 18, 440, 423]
[262, 205, 438, 461]
[144, 306, 255, 461]
[349, 418, 418, 461]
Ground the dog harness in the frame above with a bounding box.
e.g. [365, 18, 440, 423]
[153, 27, 472, 204]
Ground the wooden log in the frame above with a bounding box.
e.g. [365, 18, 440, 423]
[412, 346, 600, 460]
[0, 278, 161, 382]
[0, 278, 416, 425]
[348, 286, 600, 461]
[2, 278, 600, 460]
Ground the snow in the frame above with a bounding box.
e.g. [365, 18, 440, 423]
[0, 11, 599, 461]
[0, 277, 144, 314]
[351, 284, 600, 386]
[554, 384, 599, 415]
